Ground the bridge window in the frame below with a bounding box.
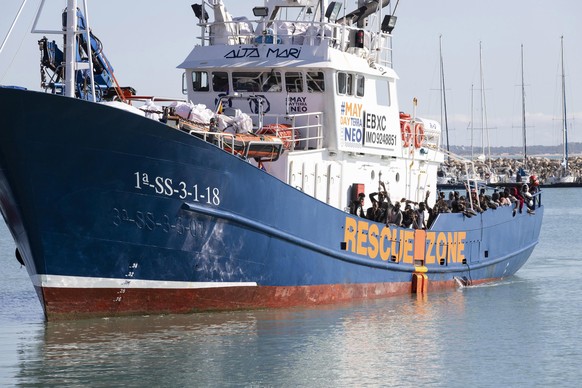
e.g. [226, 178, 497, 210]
[212, 72, 229, 92]
[356, 75, 365, 97]
[376, 80, 391, 106]
[192, 71, 209, 92]
[261, 71, 282, 92]
[285, 72, 303, 93]
[233, 72, 261, 92]
[307, 71, 325, 92]
[337, 72, 353, 95]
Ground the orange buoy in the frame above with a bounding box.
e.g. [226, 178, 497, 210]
[413, 123, 424, 148]
[401, 122, 412, 147]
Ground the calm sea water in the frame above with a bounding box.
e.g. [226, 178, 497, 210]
[1, 188, 581, 387]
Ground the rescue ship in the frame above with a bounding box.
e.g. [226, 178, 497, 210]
[0, 0, 543, 320]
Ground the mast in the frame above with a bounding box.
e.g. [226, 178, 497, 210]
[560, 36, 569, 173]
[439, 34, 450, 156]
[470, 83, 474, 160]
[520, 44, 527, 169]
[478, 41, 490, 163]
[81, 0, 96, 102]
[63, 0, 97, 101]
[64, 0, 78, 98]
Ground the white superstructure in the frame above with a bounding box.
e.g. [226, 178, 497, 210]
[180, 0, 443, 208]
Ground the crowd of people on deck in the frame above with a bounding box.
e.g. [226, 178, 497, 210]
[350, 176, 540, 230]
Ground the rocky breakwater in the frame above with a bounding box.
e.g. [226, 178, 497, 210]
[441, 156, 582, 184]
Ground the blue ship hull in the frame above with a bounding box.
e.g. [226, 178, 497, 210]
[0, 87, 543, 319]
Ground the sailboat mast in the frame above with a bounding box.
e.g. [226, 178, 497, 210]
[439, 35, 450, 155]
[479, 42, 485, 158]
[470, 83, 474, 160]
[0, 0, 28, 57]
[520, 44, 527, 168]
[478, 41, 491, 164]
[561, 36, 569, 173]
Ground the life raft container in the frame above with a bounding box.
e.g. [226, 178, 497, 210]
[222, 133, 284, 162]
[178, 119, 283, 162]
[256, 123, 299, 150]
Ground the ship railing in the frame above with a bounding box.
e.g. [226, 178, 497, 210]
[259, 111, 324, 151]
[196, 18, 393, 69]
[215, 132, 283, 162]
[370, 31, 394, 70]
[532, 189, 542, 208]
[286, 111, 324, 151]
[213, 94, 323, 151]
[438, 150, 481, 210]
[182, 110, 323, 154]
[438, 149, 545, 212]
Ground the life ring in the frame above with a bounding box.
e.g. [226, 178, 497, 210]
[401, 122, 412, 147]
[413, 123, 424, 148]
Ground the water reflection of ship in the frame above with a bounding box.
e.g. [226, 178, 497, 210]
[17, 276, 545, 385]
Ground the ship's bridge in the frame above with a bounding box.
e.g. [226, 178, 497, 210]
[179, 0, 402, 155]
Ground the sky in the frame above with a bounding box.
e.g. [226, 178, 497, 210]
[1, 0, 580, 150]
